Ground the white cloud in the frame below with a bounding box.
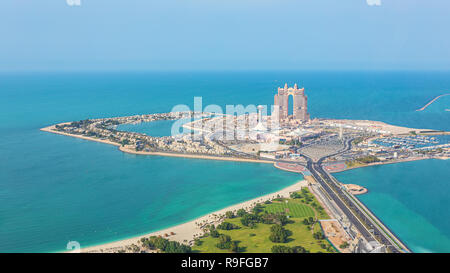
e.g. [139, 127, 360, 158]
[366, 0, 381, 6]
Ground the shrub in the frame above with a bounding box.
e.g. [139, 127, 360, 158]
[269, 224, 289, 243]
[216, 234, 232, 249]
[236, 209, 247, 217]
[217, 222, 240, 230]
[271, 245, 309, 253]
[209, 225, 220, 238]
[230, 241, 240, 253]
[290, 192, 301, 199]
[225, 211, 234, 219]
[313, 231, 325, 240]
[141, 236, 191, 253]
[252, 204, 264, 214]
[210, 229, 220, 237]
[271, 245, 294, 253]
[292, 246, 309, 253]
[240, 213, 259, 227]
[274, 213, 289, 226]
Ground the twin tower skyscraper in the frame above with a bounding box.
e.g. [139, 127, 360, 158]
[272, 83, 310, 123]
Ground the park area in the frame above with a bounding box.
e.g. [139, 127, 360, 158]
[192, 188, 336, 253]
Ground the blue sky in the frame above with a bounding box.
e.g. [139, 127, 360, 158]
[1, 0, 449, 71]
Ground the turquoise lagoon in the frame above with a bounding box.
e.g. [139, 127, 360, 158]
[0, 71, 449, 252]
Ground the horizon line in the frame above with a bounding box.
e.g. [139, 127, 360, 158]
[1, 68, 450, 74]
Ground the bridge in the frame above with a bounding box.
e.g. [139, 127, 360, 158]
[299, 137, 410, 253]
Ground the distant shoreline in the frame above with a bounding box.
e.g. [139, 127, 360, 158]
[40, 125, 274, 164]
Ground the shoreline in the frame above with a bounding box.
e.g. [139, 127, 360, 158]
[118, 146, 274, 164]
[76, 179, 307, 253]
[328, 156, 430, 173]
[40, 125, 274, 164]
[41, 122, 444, 253]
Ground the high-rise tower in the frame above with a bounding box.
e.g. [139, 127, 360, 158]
[272, 83, 309, 122]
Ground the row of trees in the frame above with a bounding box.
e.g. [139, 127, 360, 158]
[235, 205, 290, 229]
[290, 189, 314, 203]
[355, 155, 380, 164]
[279, 139, 303, 147]
[271, 245, 309, 253]
[207, 225, 241, 252]
[140, 236, 192, 253]
[217, 221, 240, 230]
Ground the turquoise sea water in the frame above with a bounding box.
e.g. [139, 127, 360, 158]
[334, 159, 450, 253]
[0, 71, 449, 252]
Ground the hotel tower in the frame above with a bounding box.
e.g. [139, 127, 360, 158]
[272, 83, 309, 123]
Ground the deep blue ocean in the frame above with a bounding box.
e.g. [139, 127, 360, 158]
[0, 71, 449, 253]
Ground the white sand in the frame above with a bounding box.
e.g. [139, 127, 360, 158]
[77, 180, 307, 253]
[119, 146, 274, 164]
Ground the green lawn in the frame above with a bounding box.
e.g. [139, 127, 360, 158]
[192, 189, 334, 253]
[263, 200, 315, 218]
[265, 188, 330, 220]
[192, 217, 332, 253]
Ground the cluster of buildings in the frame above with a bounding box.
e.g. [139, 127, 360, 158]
[146, 134, 231, 155]
[49, 84, 449, 255]
[53, 111, 236, 157]
[53, 84, 449, 164]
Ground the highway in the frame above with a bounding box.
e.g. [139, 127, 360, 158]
[302, 137, 409, 253]
[220, 132, 409, 252]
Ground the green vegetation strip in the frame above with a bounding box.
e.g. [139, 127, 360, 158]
[192, 188, 334, 253]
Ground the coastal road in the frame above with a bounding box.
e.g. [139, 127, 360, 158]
[302, 137, 409, 253]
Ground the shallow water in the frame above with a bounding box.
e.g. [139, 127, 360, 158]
[0, 71, 448, 252]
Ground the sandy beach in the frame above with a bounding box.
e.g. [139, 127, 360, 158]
[40, 125, 121, 147]
[118, 146, 274, 164]
[323, 118, 432, 135]
[77, 179, 307, 253]
[41, 124, 304, 253]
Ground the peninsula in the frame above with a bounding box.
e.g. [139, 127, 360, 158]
[42, 84, 450, 253]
